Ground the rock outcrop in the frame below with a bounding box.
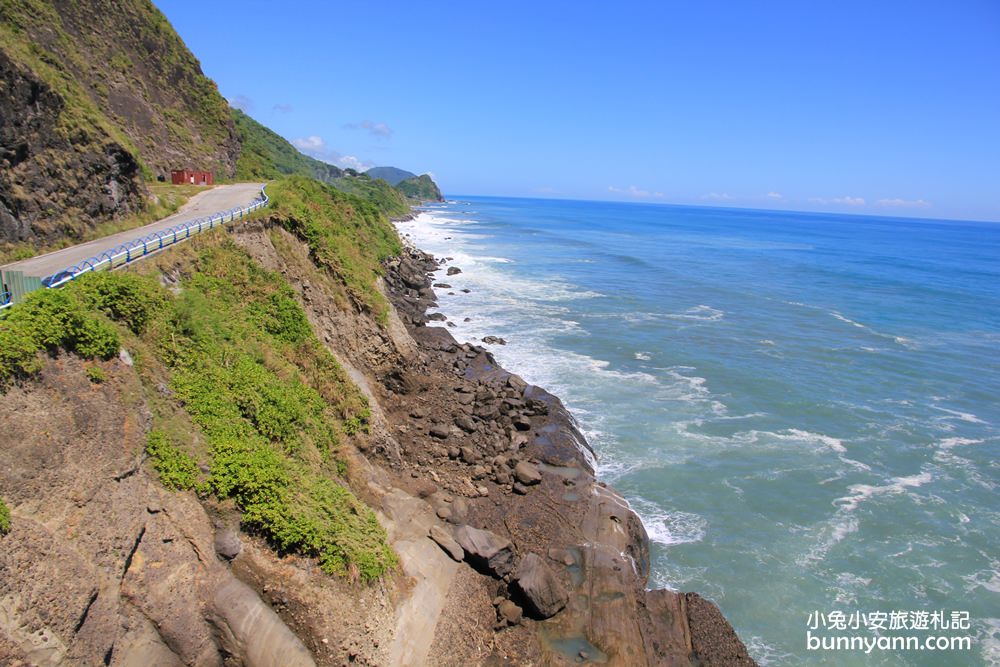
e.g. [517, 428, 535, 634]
[512, 553, 568, 619]
[0, 0, 240, 246]
[0, 355, 313, 667]
[453, 525, 517, 578]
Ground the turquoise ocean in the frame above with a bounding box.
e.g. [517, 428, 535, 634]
[396, 196, 999, 665]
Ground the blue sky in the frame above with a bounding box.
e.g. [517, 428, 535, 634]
[155, 0, 1000, 221]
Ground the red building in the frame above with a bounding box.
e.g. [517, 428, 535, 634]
[171, 169, 214, 186]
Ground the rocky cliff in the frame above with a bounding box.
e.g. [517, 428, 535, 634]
[0, 177, 755, 665]
[0, 0, 239, 245]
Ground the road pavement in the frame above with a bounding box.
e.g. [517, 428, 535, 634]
[2, 182, 265, 279]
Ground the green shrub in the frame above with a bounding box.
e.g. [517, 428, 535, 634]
[77, 271, 167, 333]
[85, 365, 107, 383]
[145, 430, 199, 490]
[0, 498, 10, 535]
[144, 238, 393, 580]
[267, 176, 403, 321]
[0, 286, 120, 386]
[248, 289, 312, 344]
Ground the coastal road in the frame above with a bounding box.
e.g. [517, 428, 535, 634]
[2, 182, 265, 279]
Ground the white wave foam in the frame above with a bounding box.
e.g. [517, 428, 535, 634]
[963, 559, 1000, 594]
[800, 471, 934, 566]
[933, 444, 997, 491]
[780, 428, 847, 453]
[830, 310, 916, 349]
[659, 368, 728, 416]
[980, 618, 1000, 666]
[745, 636, 794, 666]
[932, 405, 988, 425]
[835, 472, 934, 513]
[832, 572, 873, 605]
[634, 351, 652, 361]
[940, 437, 985, 449]
[630, 497, 707, 548]
[664, 304, 725, 322]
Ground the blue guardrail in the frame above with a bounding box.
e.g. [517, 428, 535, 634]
[0, 185, 269, 311]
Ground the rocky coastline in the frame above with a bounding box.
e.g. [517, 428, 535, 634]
[0, 212, 758, 666]
[370, 239, 758, 665]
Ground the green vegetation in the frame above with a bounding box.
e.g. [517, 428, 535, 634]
[328, 173, 412, 219]
[85, 365, 107, 383]
[0, 287, 120, 386]
[0, 497, 10, 535]
[145, 430, 199, 491]
[267, 176, 403, 320]
[0, 172, 403, 581]
[145, 241, 392, 580]
[232, 108, 343, 183]
[397, 174, 445, 202]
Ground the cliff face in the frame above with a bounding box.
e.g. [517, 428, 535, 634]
[0, 0, 239, 244]
[0, 48, 144, 243]
[396, 174, 444, 202]
[0, 177, 754, 665]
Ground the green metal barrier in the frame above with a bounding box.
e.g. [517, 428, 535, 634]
[1, 270, 42, 307]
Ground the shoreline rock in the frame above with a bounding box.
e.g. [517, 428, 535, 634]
[378, 243, 757, 665]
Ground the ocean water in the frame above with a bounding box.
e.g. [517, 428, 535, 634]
[395, 197, 1000, 666]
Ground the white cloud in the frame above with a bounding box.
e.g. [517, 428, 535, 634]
[701, 192, 733, 201]
[767, 191, 783, 200]
[272, 103, 294, 114]
[809, 196, 866, 206]
[292, 135, 326, 153]
[608, 185, 663, 198]
[229, 95, 254, 112]
[292, 135, 374, 171]
[344, 120, 393, 138]
[338, 155, 374, 171]
[876, 198, 931, 208]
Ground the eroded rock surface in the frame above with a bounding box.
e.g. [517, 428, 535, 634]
[0, 356, 313, 667]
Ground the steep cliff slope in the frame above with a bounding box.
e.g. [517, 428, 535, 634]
[0, 0, 239, 244]
[397, 173, 444, 201]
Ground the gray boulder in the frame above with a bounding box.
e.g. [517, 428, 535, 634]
[214, 529, 242, 560]
[453, 524, 516, 577]
[428, 525, 464, 561]
[513, 461, 542, 486]
[512, 553, 568, 619]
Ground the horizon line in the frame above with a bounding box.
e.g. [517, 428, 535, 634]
[440, 192, 1000, 226]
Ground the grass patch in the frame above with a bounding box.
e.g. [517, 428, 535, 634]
[145, 430, 199, 491]
[0, 497, 10, 535]
[85, 365, 107, 383]
[267, 176, 403, 322]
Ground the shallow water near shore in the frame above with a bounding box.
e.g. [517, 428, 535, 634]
[396, 197, 1000, 666]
